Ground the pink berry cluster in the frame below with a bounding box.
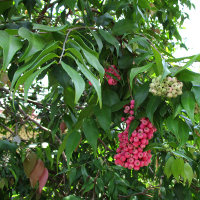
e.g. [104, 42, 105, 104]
[105, 65, 121, 85]
[114, 100, 157, 170]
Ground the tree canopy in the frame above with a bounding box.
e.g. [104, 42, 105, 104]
[0, 0, 200, 199]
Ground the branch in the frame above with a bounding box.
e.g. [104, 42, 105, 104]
[98, 138, 113, 152]
[58, 26, 98, 64]
[0, 122, 15, 135]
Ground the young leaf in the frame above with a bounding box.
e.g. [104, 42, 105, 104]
[164, 156, 174, 178]
[61, 61, 85, 104]
[181, 91, 196, 123]
[130, 63, 153, 89]
[178, 120, 189, 146]
[82, 118, 99, 154]
[0, 31, 22, 71]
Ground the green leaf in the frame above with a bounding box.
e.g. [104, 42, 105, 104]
[61, 61, 85, 104]
[64, 86, 75, 109]
[12, 53, 57, 99]
[63, 195, 82, 200]
[128, 120, 140, 139]
[23, 0, 36, 14]
[161, 60, 171, 81]
[61, 0, 76, 11]
[99, 29, 119, 56]
[76, 60, 102, 108]
[166, 116, 179, 140]
[184, 163, 193, 186]
[181, 91, 196, 123]
[171, 158, 184, 182]
[0, 31, 22, 71]
[89, 30, 103, 53]
[18, 27, 46, 61]
[112, 19, 137, 35]
[65, 131, 81, 166]
[177, 69, 200, 82]
[69, 168, 77, 185]
[146, 96, 161, 123]
[82, 118, 99, 154]
[192, 86, 200, 106]
[134, 82, 149, 109]
[95, 105, 111, 132]
[0, 140, 17, 153]
[178, 120, 189, 146]
[164, 156, 174, 179]
[23, 61, 55, 101]
[0, 0, 12, 14]
[82, 49, 105, 81]
[152, 47, 163, 75]
[33, 23, 68, 32]
[174, 54, 200, 75]
[130, 63, 153, 89]
[102, 89, 120, 107]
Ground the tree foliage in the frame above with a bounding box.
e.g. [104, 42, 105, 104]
[0, 0, 200, 199]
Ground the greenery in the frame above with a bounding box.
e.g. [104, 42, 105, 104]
[0, 0, 200, 199]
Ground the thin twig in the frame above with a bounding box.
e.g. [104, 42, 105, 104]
[0, 122, 15, 135]
[98, 138, 113, 152]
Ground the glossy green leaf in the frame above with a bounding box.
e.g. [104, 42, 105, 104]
[63, 195, 82, 200]
[18, 27, 46, 61]
[61, 61, 85, 104]
[164, 156, 174, 178]
[82, 49, 105, 81]
[146, 96, 161, 123]
[152, 47, 163, 75]
[95, 105, 111, 132]
[166, 116, 179, 141]
[192, 86, 200, 106]
[0, 31, 22, 71]
[112, 19, 137, 35]
[134, 82, 149, 109]
[178, 120, 189, 146]
[174, 54, 200, 75]
[82, 118, 99, 154]
[130, 63, 153, 89]
[76, 60, 102, 108]
[90, 30, 103, 53]
[65, 131, 81, 166]
[33, 23, 68, 32]
[24, 61, 55, 101]
[184, 163, 193, 186]
[161, 60, 171, 81]
[177, 69, 200, 82]
[99, 29, 119, 55]
[181, 91, 196, 123]
[171, 158, 184, 182]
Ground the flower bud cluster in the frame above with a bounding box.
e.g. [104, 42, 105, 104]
[149, 76, 183, 98]
[114, 100, 157, 170]
[195, 103, 200, 114]
[105, 65, 121, 85]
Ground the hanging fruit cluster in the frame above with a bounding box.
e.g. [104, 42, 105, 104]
[114, 100, 157, 170]
[105, 65, 121, 85]
[195, 103, 200, 114]
[23, 152, 48, 193]
[149, 76, 183, 98]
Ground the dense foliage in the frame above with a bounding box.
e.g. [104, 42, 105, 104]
[0, 0, 200, 199]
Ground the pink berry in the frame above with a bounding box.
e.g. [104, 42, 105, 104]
[134, 160, 140, 167]
[144, 127, 150, 133]
[125, 152, 130, 158]
[129, 110, 134, 115]
[121, 117, 125, 121]
[128, 158, 134, 163]
[130, 104, 134, 109]
[134, 137, 139, 142]
[138, 132, 143, 139]
[89, 81, 92, 86]
[140, 144, 146, 149]
[130, 100, 135, 105]
[120, 156, 126, 162]
[138, 152, 143, 158]
[132, 149, 138, 154]
[128, 164, 134, 169]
